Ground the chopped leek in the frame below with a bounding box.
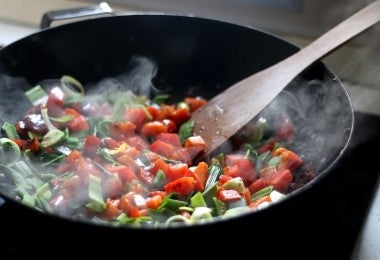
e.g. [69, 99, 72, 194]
[2, 122, 20, 139]
[25, 85, 48, 106]
[0, 138, 20, 166]
[60, 75, 84, 104]
[86, 174, 106, 213]
[251, 186, 273, 201]
[190, 192, 207, 208]
[205, 162, 223, 190]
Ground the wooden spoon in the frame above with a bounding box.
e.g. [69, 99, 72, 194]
[192, 0, 380, 156]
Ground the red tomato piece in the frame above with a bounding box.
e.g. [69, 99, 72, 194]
[82, 135, 101, 158]
[124, 107, 147, 130]
[45, 86, 65, 116]
[64, 108, 89, 132]
[218, 189, 242, 202]
[164, 176, 196, 197]
[156, 133, 182, 147]
[141, 121, 168, 137]
[184, 97, 207, 112]
[150, 139, 175, 158]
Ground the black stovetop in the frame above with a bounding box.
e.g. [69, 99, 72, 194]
[0, 111, 379, 259]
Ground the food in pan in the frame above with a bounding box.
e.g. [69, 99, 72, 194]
[0, 75, 315, 227]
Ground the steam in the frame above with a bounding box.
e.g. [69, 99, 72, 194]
[87, 56, 159, 99]
[0, 75, 33, 124]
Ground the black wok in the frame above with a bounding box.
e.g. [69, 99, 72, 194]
[0, 8, 353, 255]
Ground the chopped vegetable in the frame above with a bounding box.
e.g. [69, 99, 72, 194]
[0, 75, 313, 228]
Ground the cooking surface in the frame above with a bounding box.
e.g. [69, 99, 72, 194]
[0, 111, 379, 259]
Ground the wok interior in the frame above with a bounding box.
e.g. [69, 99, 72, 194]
[0, 14, 353, 226]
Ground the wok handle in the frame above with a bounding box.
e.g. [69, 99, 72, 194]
[40, 2, 115, 30]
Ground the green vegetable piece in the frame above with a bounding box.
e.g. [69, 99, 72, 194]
[190, 192, 207, 208]
[41, 129, 65, 148]
[60, 75, 85, 104]
[190, 207, 212, 221]
[2, 122, 20, 139]
[158, 194, 187, 211]
[152, 94, 170, 105]
[178, 119, 194, 144]
[153, 170, 166, 189]
[205, 162, 223, 190]
[222, 177, 245, 193]
[86, 175, 106, 213]
[25, 85, 48, 106]
[213, 197, 226, 216]
[267, 155, 281, 168]
[202, 182, 219, 207]
[35, 182, 52, 200]
[224, 206, 250, 218]
[0, 138, 20, 166]
[251, 186, 273, 201]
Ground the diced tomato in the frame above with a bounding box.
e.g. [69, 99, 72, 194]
[164, 176, 196, 197]
[192, 161, 209, 190]
[66, 149, 82, 163]
[64, 108, 89, 132]
[248, 178, 267, 194]
[277, 149, 303, 172]
[150, 139, 174, 158]
[124, 107, 147, 130]
[166, 163, 190, 182]
[218, 189, 242, 202]
[219, 174, 233, 186]
[125, 135, 149, 150]
[184, 136, 206, 148]
[141, 121, 168, 137]
[170, 108, 191, 125]
[146, 105, 167, 121]
[156, 133, 182, 147]
[107, 165, 137, 182]
[102, 175, 123, 198]
[103, 137, 120, 149]
[115, 146, 141, 160]
[149, 158, 170, 176]
[162, 119, 177, 133]
[224, 157, 256, 183]
[184, 97, 207, 112]
[116, 154, 140, 173]
[266, 168, 293, 193]
[45, 86, 65, 116]
[102, 198, 122, 219]
[82, 135, 101, 158]
[109, 121, 136, 139]
[11, 139, 26, 148]
[146, 194, 163, 210]
[75, 157, 102, 182]
[23, 138, 40, 153]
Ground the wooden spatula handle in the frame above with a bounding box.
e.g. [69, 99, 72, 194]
[192, 0, 380, 156]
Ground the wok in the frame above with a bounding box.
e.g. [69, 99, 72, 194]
[0, 3, 354, 254]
